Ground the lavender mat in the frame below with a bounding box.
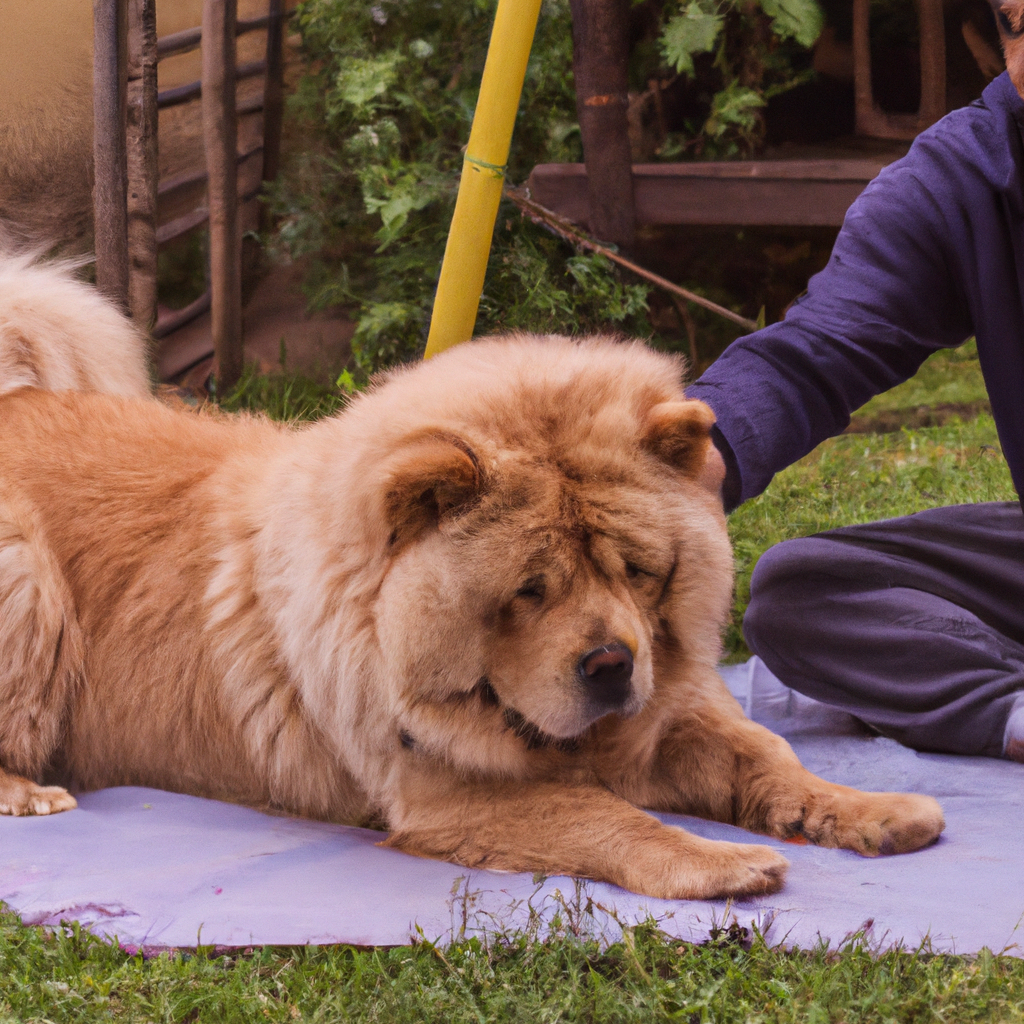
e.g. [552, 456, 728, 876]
[3, 658, 1023, 953]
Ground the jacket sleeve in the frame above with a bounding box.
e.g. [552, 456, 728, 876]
[687, 148, 975, 508]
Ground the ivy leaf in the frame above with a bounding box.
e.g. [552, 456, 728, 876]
[360, 166, 445, 250]
[335, 368, 358, 394]
[660, 1, 723, 76]
[334, 53, 402, 114]
[703, 82, 765, 149]
[758, 0, 823, 48]
[352, 301, 425, 373]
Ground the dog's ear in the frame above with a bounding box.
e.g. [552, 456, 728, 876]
[993, 0, 1024, 96]
[382, 433, 481, 544]
[642, 400, 716, 476]
[992, 0, 1024, 35]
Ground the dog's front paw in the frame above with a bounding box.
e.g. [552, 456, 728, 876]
[843, 792, 945, 856]
[797, 790, 944, 856]
[630, 833, 789, 900]
[0, 774, 77, 816]
[702, 842, 790, 899]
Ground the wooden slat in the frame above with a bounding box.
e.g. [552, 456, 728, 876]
[237, 93, 265, 116]
[157, 79, 202, 108]
[156, 13, 279, 60]
[93, 0, 130, 309]
[153, 288, 212, 339]
[155, 177, 264, 245]
[126, 0, 159, 330]
[156, 205, 209, 245]
[202, 0, 243, 391]
[853, 0, 945, 140]
[526, 160, 899, 228]
[261, 0, 285, 186]
[157, 24, 201, 59]
[157, 59, 266, 109]
[236, 13, 275, 36]
[157, 144, 264, 200]
[568, 0, 634, 250]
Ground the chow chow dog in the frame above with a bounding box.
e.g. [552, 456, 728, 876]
[0, 256, 944, 899]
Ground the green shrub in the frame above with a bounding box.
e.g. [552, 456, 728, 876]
[269, 0, 827, 377]
[658, 0, 824, 158]
[271, 0, 651, 376]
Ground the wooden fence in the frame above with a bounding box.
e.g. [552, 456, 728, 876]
[92, 0, 285, 390]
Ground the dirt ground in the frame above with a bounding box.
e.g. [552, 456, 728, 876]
[159, 260, 355, 387]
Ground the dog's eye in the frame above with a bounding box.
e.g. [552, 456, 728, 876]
[625, 562, 656, 581]
[515, 577, 546, 602]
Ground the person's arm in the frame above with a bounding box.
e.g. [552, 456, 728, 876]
[688, 149, 975, 510]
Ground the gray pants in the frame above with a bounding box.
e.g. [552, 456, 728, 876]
[743, 502, 1024, 757]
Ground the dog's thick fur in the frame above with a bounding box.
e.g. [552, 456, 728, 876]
[0, 253, 150, 397]
[0, 258, 944, 899]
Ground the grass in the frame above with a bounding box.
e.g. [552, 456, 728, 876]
[5, 910, 1024, 1023]
[3, 336, 1018, 1019]
[854, 339, 989, 418]
[218, 364, 346, 422]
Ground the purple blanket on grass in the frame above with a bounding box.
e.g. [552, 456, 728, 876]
[2, 658, 1023, 954]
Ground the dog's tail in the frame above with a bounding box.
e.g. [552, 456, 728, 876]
[0, 250, 151, 398]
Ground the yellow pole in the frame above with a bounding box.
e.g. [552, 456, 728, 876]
[423, 0, 543, 358]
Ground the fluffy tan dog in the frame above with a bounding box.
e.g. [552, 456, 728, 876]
[0, 257, 944, 900]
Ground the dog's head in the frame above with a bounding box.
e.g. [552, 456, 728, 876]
[347, 336, 734, 776]
[989, 0, 1024, 94]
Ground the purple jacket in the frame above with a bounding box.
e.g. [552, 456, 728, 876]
[688, 72, 1024, 511]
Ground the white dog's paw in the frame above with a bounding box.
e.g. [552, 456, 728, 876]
[0, 774, 77, 816]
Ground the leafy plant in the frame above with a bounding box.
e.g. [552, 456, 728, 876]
[268, 0, 830, 378]
[658, 0, 824, 157]
[270, 0, 650, 377]
[660, 0, 727, 76]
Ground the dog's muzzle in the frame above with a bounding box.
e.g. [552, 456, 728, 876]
[578, 641, 634, 710]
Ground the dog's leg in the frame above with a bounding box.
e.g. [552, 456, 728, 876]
[0, 500, 81, 816]
[625, 679, 944, 856]
[382, 777, 789, 900]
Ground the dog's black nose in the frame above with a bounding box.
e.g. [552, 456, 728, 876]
[578, 642, 634, 707]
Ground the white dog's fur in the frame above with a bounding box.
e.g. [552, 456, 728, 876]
[0, 253, 150, 397]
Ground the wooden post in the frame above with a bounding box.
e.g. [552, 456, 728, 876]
[93, 0, 130, 309]
[126, 0, 159, 330]
[917, 0, 947, 127]
[203, 0, 243, 393]
[568, 0, 635, 251]
[262, 0, 286, 187]
[853, 0, 946, 139]
[852, 0, 874, 134]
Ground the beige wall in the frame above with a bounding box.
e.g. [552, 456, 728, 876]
[0, 0, 291, 247]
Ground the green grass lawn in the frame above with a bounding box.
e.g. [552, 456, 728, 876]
[6, 910, 1024, 1023]
[851, 339, 989, 420]
[3, 339, 1019, 1021]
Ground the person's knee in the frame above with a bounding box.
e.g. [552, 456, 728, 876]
[744, 536, 833, 656]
